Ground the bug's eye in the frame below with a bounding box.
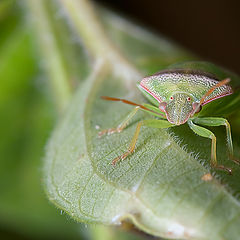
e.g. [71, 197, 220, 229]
[170, 96, 174, 100]
[187, 97, 191, 101]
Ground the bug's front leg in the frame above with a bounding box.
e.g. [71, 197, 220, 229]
[98, 106, 141, 137]
[188, 119, 233, 174]
[112, 119, 174, 165]
[98, 103, 166, 137]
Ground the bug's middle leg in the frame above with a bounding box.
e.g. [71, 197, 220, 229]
[188, 119, 232, 174]
[112, 119, 174, 165]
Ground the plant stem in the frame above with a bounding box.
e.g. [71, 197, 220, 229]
[59, 0, 141, 88]
[24, 0, 72, 114]
[60, 0, 112, 60]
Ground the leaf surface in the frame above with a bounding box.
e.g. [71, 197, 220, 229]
[44, 4, 240, 240]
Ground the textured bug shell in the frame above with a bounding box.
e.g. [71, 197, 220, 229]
[139, 69, 233, 105]
[139, 69, 233, 125]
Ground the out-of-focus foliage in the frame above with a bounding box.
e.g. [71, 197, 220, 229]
[0, 1, 84, 239]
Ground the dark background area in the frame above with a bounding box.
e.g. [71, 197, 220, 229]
[94, 0, 240, 74]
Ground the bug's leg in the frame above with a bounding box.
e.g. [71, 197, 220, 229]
[99, 103, 166, 137]
[98, 106, 141, 137]
[99, 96, 166, 137]
[142, 103, 164, 115]
[193, 117, 239, 165]
[188, 119, 232, 174]
[112, 119, 174, 165]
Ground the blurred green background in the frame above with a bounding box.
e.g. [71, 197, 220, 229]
[0, 1, 90, 239]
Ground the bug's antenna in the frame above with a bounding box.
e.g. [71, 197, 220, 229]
[192, 78, 231, 116]
[101, 96, 165, 118]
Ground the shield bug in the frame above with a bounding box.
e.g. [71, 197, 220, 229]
[99, 62, 240, 174]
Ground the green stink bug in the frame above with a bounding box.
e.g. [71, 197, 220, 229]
[99, 62, 240, 174]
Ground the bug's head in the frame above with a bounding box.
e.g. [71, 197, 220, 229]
[159, 93, 201, 125]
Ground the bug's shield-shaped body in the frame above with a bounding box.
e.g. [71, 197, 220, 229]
[138, 69, 233, 125]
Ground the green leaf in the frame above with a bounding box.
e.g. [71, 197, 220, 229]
[43, 2, 240, 240]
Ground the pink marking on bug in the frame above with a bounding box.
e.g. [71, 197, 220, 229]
[202, 92, 233, 106]
[139, 83, 162, 102]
